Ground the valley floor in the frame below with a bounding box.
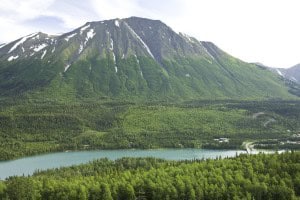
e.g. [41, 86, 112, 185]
[0, 99, 300, 161]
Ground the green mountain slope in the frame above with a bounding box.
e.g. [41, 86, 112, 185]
[0, 17, 296, 101]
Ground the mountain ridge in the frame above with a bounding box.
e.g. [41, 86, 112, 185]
[277, 64, 300, 83]
[0, 17, 297, 101]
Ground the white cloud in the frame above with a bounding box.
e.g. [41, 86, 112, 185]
[45, 0, 99, 29]
[0, 17, 35, 43]
[0, 0, 98, 42]
[0, 0, 56, 42]
[0, 0, 55, 21]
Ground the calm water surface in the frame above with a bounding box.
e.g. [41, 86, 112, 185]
[0, 149, 245, 179]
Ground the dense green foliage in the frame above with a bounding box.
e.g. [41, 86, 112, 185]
[0, 152, 299, 199]
[0, 100, 299, 161]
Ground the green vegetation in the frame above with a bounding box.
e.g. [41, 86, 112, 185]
[0, 100, 299, 161]
[0, 152, 299, 199]
[1, 53, 297, 102]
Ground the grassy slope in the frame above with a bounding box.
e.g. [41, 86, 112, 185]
[1, 53, 296, 102]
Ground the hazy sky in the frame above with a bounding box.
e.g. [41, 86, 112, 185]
[0, 0, 299, 68]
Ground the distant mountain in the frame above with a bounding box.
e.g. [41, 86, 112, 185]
[283, 64, 300, 83]
[0, 17, 296, 101]
[253, 63, 300, 97]
[276, 64, 300, 97]
[253, 63, 286, 78]
[260, 63, 300, 83]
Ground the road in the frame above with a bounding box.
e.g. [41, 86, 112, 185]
[243, 141, 254, 154]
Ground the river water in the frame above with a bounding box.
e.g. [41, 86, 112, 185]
[0, 148, 245, 179]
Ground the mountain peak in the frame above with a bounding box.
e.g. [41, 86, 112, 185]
[124, 16, 165, 25]
[0, 32, 56, 61]
[290, 63, 300, 69]
[283, 63, 300, 83]
[1, 16, 212, 63]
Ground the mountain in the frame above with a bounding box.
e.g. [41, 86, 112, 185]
[282, 64, 300, 83]
[277, 64, 300, 97]
[260, 63, 300, 84]
[253, 63, 286, 78]
[253, 63, 300, 97]
[0, 17, 296, 101]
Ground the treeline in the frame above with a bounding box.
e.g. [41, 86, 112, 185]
[0, 152, 299, 199]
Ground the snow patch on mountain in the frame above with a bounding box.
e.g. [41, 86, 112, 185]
[86, 29, 95, 40]
[8, 55, 19, 61]
[180, 33, 195, 44]
[291, 77, 298, 82]
[0, 43, 6, 49]
[65, 33, 77, 42]
[276, 69, 283, 76]
[32, 34, 40, 40]
[41, 50, 47, 59]
[78, 44, 84, 54]
[80, 24, 90, 34]
[112, 52, 117, 73]
[72, 29, 93, 54]
[124, 22, 155, 59]
[33, 44, 48, 52]
[84, 29, 96, 45]
[134, 54, 140, 64]
[110, 38, 114, 51]
[8, 33, 37, 53]
[64, 64, 71, 72]
[200, 42, 215, 61]
[112, 52, 116, 63]
[115, 20, 120, 27]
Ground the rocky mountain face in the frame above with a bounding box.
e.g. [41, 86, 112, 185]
[0, 17, 296, 101]
[280, 64, 300, 83]
[254, 63, 300, 97]
[259, 63, 300, 84]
